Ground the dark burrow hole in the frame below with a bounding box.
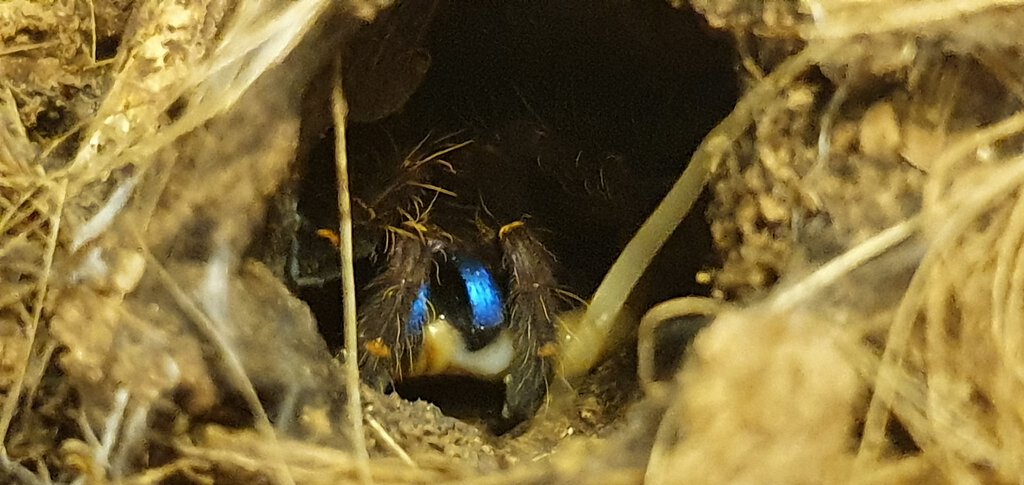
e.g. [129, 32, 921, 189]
[95, 35, 121, 61]
[292, 0, 739, 427]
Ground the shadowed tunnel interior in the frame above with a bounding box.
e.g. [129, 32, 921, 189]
[293, 0, 739, 425]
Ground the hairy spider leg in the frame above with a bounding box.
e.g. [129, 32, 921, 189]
[498, 221, 561, 427]
[356, 139, 471, 388]
[356, 235, 435, 389]
[406, 282, 432, 335]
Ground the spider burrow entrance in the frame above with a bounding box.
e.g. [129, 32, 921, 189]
[292, 0, 739, 432]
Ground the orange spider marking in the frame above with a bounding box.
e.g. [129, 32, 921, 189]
[315, 228, 341, 248]
[499, 220, 526, 239]
[536, 342, 557, 358]
[364, 339, 392, 358]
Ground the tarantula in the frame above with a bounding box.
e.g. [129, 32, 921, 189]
[352, 142, 567, 427]
[293, 128, 598, 429]
[286, 0, 732, 431]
